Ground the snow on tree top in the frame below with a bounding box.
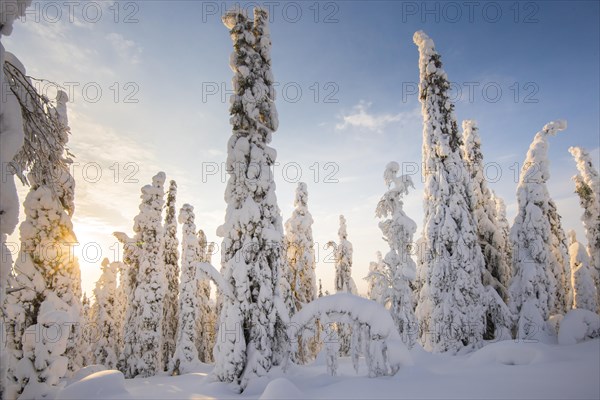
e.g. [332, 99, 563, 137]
[543, 120, 567, 136]
[413, 31, 435, 55]
[152, 172, 166, 188]
[0, 0, 31, 36]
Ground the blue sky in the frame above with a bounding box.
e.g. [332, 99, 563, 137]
[5, 0, 599, 296]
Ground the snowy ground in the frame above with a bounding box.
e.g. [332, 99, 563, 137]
[59, 339, 600, 400]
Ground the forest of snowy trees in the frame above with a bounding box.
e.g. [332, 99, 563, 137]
[1, 3, 599, 399]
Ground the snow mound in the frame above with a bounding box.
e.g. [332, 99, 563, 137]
[558, 309, 600, 345]
[259, 378, 304, 400]
[468, 342, 542, 366]
[58, 370, 131, 399]
[68, 364, 107, 384]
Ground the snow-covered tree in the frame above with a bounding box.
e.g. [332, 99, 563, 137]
[92, 258, 120, 369]
[284, 182, 317, 310]
[509, 121, 570, 339]
[113, 231, 139, 375]
[0, 12, 28, 396]
[569, 146, 600, 311]
[461, 120, 511, 300]
[196, 229, 213, 363]
[3, 86, 84, 398]
[374, 162, 418, 347]
[113, 261, 128, 351]
[366, 251, 387, 304]
[215, 8, 285, 390]
[284, 182, 317, 362]
[162, 180, 179, 370]
[170, 204, 201, 375]
[121, 172, 167, 378]
[79, 293, 94, 367]
[569, 230, 598, 312]
[329, 215, 357, 295]
[326, 215, 357, 355]
[491, 190, 513, 282]
[413, 31, 489, 353]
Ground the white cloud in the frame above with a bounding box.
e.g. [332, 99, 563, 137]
[105, 32, 142, 65]
[335, 101, 402, 133]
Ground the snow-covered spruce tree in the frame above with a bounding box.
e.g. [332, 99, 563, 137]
[283, 182, 317, 362]
[569, 146, 600, 311]
[113, 260, 127, 351]
[490, 190, 513, 282]
[195, 229, 213, 363]
[123, 172, 167, 378]
[548, 201, 572, 312]
[113, 231, 138, 374]
[413, 31, 489, 353]
[92, 258, 120, 369]
[329, 215, 357, 295]
[568, 230, 598, 312]
[325, 215, 357, 356]
[0, 20, 27, 398]
[162, 180, 179, 370]
[284, 182, 317, 310]
[215, 8, 285, 390]
[374, 162, 418, 347]
[509, 121, 570, 339]
[366, 251, 387, 304]
[461, 121, 511, 300]
[4, 90, 83, 398]
[79, 293, 94, 367]
[461, 121, 513, 340]
[170, 204, 201, 375]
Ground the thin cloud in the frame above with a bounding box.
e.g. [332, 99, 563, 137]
[335, 101, 402, 133]
[105, 32, 142, 65]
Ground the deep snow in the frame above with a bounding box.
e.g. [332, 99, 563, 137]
[57, 338, 600, 399]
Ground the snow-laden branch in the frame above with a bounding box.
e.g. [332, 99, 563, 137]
[3, 60, 71, 188]
[193, 261, 233, 300]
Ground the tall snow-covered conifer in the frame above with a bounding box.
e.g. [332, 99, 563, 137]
[568, 230, 598, 313]
[0, 7, 29, 395]
[461, 120, 511, 299]
[284, 182, 317, 310]
[375, 162, 418, 347]
[413, 31, 488, 353]
[196, 229, 214, 363]
[162, 180, 180, 370]
[330, 215, 357, 295]
[460, 120, 513, 339]
[170, 204, 201, 375]
[215, 8, 285, 390]
[569, 146, 600, 312]
[92, 258, 120, 369]
[327, 215, 356, 355]
[284, 182, 317, 361]
[491, 190, 513, 282]
[509, 121, 569, 339]
[4, 90, 82, 398]
[123, 172, 167, 378]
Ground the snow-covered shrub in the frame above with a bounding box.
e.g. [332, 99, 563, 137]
[290, 293, 411, 377]
[557, 309, 600, 345]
